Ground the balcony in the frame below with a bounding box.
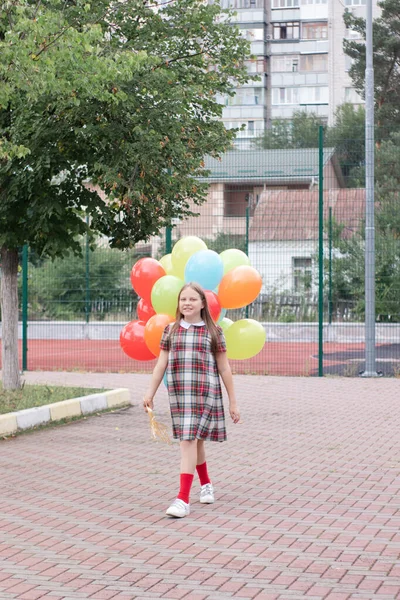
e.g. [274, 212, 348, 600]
[270, 40, 300, 54]
[271, 8, 300, 21]
[299, 39, 329, 54]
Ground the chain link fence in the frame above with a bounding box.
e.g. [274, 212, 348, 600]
[5, 131, 400, 376]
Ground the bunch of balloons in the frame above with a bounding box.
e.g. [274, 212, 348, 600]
[120, 236, 266, 361]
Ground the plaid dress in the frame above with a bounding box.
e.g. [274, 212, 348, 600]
[160, 322, 227, 442]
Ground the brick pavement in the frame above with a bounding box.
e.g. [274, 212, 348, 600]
[1, 372, 400, 600]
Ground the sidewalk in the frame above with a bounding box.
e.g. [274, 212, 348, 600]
[1, 372, 400, 600]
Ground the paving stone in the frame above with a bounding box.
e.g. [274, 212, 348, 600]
[1, 373, 400, 600]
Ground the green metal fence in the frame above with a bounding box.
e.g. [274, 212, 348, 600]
[8, 130, 400, 376]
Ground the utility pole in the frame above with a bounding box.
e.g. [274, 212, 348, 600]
[363, 0, 377, 376]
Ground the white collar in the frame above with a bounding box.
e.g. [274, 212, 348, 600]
[180, 319, 205, 329]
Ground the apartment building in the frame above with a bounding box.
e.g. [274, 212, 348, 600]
[219, 0, 379, 145]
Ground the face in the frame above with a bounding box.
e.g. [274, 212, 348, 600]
[179, 287, 204, 321]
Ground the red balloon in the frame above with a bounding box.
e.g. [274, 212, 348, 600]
[137, 298, 156, 323]
[205, 290, 221, 322]
[130, 258, 165, 304]
[120, 320, 156, 361]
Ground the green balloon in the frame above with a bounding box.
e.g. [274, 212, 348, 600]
[225, 319, 266, 360]
[219, 249, 250, 275]
[219, 317, 234, 334]
[151, 275, 184, 317]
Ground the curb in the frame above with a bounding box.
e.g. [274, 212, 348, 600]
[0, 388, 131, 437]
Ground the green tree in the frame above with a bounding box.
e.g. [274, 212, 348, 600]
[343, 0, 400, 133]
[27, 245, 137, 321]
[328, 133, 400, 321]
[0, 0, 253, 388]
[325, 104, 366, 186]
[254, 111, 325, 149]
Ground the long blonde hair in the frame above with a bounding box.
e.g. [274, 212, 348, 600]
[169, 282, 221, 354]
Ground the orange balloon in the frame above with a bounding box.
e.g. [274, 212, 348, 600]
[144, 314, 174, 357]
[218, 266, 262, 309]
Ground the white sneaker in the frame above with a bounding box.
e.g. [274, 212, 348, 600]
[200, 483, 214, 504]
[165, 499, 190, 518]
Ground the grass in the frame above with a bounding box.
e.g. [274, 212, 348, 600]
[0, 383, 109, 415]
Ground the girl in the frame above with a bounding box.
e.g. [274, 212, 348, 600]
[143, 282, 240, 518]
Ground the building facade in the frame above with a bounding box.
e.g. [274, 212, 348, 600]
[219, 0, 379, 145]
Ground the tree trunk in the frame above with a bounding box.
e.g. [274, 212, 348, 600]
[0, 246, 21, 390]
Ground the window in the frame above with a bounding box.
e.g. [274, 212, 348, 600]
[273, 22, 300, 40]
[345, 0, 366, 5]
[272, 0, 299, 7]
[220, 0, 264, 7]
[345, 55, 353, 72]
[301, 0, 327, 4]
[247, 121, 255, 134]
[245, 59, 267, 73]
[302, 22, 328, 40]
[345, 87, 363, 103]
[272, 87, 299, 104]
[227, 88, 264, 106]
[300, 86, 328, 104]
[300, 54, 328, 72]
[241, 27, 265, 41]
[345, 28, 362, 40]
[271, 55, 299, 72]
[224, 185, 257, 217]
[293, 258, 312, 293]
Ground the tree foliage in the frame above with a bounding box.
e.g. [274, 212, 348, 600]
[254, 111, 325, 149]
[343, 0, 400, 133]
[327, 133, 400, 321]
[26, 245, 137, 320]
[0, 0, 253, 388]
[325, 104, 366, 185]
[0, 0, 253, 256]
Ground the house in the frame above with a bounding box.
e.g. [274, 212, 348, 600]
[168, 147, 345, 243]
[248, 188, 366, 294]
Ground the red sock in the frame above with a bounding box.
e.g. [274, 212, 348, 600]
[177, 473, 194, 504]
[196, 461, 211, 486]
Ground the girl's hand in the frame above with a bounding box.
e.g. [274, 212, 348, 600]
[229, 404, 240, 424]
[143, 395, 154, 412]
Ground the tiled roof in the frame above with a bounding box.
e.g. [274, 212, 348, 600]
[249, 188, 366, 242]
[203, 148, 336, 182]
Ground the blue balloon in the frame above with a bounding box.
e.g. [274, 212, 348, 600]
[218, 308, 227, 323]
[184, 250, 224, 291]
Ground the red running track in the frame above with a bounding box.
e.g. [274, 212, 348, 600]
[0, 340, 374, 376]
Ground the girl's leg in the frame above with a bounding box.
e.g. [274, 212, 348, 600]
[196, 439, 206, 466]
[180, 440, 198, 474]
[196, 440, 211, 486]
[176, 440, 197, 504]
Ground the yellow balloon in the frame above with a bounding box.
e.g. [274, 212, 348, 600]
[159, 253, 178, 276]
[171, 236, 207, 279]
[225, 319, 266, 360]
[219, 249, 250, 275]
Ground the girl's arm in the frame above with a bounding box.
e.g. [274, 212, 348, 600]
[143, 350, 169, 411]
[215, 352, 240, 424]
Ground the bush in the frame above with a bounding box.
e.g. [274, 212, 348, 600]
[25, 245, 138, 320]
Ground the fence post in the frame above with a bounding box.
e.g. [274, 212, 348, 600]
[85, 218, 90, 324]
[328, 207, 333, 325]
[318, 126, 324, 377]
[166, 227, 172, 254]
[21, 244, 28, 372]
